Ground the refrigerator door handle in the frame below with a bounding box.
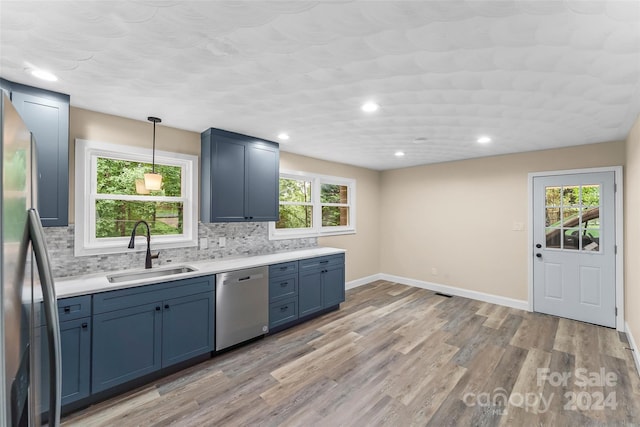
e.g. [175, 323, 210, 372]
[28, 209, 61, 427]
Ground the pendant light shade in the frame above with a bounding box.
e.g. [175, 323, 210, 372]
[135, 178, 150, 195]
[143, 172, 162, 190]
[144, 116, 163, 191]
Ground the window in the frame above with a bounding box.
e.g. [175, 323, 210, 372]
[270, 170, 355, 239]
[544, 184, 600, 252]
[75, 139, 198, 256]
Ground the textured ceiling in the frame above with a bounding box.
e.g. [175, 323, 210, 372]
[1, 1, 639, 170]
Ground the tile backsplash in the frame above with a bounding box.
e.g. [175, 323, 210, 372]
[43, 222, 317, 278]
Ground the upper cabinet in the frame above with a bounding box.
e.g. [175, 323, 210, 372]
[201, 128, 279, 222]
[2, 78, 70, 226]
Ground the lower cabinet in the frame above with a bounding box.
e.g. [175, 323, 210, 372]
[39, 296, 92, 413]
[298, 254, 346, 318]
[38, 255, 343, 411]
[268, 262, 299, 329]
[91, 276, 214, 394]
[298, 269, 323, 317]
[162, 293, 215, 366]
[39, 317, 92, 412]
[58, 318, 92, 405]
[92, 303, 163, 393]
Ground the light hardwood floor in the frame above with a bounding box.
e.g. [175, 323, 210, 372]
[63, 281, 640, 426]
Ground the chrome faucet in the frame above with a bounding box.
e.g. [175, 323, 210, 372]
[128, 220, 159, 269]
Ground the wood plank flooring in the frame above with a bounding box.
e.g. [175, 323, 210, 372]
[62, 281, 640, 426]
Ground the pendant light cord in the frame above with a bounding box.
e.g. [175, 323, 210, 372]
[147, 116, 161, 173]
[152, 120, 156, 173]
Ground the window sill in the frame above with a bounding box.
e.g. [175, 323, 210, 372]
[74, 239, 198, 257]
[268, 228, 356, 241]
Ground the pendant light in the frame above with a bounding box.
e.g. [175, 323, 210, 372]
[144, 116, 163, 191]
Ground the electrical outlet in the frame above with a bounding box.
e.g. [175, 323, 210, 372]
[431, 267, 438, 276]
[219, 237, 226, 248]
[199, 237, 208, 249]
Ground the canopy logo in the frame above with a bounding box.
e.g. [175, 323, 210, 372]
[462, 368, 618, 415]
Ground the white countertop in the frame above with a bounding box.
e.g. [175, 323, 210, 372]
[53, 247, 345, 299]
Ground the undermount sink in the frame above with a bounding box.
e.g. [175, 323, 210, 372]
[107, 266, 197, 283]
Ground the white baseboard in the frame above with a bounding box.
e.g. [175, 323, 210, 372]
[376, 273, 529, 311]
[626, 322, 640, 377]
[346, 274, 383, 290]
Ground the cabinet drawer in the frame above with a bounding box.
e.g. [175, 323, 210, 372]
[269, 299, 297, 328]
[57, 295, 92, 322]
[93, 276, 214, 314]
[299, 254, 345, 271]
[269, 261, 298, 278]
[269, 275, 297, 302]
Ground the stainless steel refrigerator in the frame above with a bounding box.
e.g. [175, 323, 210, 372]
[1, 92, 61, 426]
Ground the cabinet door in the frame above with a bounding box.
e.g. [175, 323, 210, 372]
[59, 318, 91, 405]
[11, 85, 69, 226]
[39, 318, 91, 411]
[246, 143, 279, 221]
[322, 264, 345, 308]
[201, 128, 279, 223]
[162, 292, 214, 367]
[298, 269, 323, 317]
[211, 137, 246, 221]
[92, 303, 162, 393]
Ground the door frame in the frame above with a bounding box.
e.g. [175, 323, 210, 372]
[527, 166, 624, 331]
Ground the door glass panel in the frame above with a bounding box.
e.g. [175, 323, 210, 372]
[545, 208, 560, 226]
[545, 187, 561, 206]
[544, 184, 601, 252]
[563, 228, 580, 250]
[582, 228, 600, 251]
[562, 186, 580, 206]
[562, 207, 579, 221]
[546, 228, 561, 248]
[582, 185, 599, 206]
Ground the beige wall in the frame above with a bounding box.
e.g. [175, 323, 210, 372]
[624, 115, 640, 353]
[379, 141, 626, 301]
[68, 107, 201, 222]
[280, 152, 381, 282]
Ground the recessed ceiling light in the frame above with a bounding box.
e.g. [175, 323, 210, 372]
[477, 136, 492, 144]
[28, 68, 58, 82]
[361, 102, 379, 113]
[277, 133, 290, 141]
[394, 151, 405, 157]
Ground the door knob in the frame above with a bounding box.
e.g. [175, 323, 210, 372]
[536, 253, 542, 258]
[536, 244, 542, 249]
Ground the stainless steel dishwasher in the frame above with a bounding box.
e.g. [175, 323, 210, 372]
[215, 266, 269, 351]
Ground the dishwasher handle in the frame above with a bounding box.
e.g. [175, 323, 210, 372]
[223, 273, 265, 285]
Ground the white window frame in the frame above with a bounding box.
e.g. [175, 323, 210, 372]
[269, 170, 356, 240]
[74, 139, 198, 256]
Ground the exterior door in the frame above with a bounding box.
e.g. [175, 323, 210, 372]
[533, 172, 616, 327]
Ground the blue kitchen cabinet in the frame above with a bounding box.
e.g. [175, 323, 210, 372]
[201, 128, 279, 222]
[3, 78, 69, 226]
[298, 254, 346, 318]
[322, 261, 346, 308]
[92, 302, 163, 393]
[162, 292, 214, 367]
[91, 276, 214, 393]
[57, 318, 92, 405]
[269, 262, 299, 328]
[39, 296, 92, 412]
[298, 267, 324, 317]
